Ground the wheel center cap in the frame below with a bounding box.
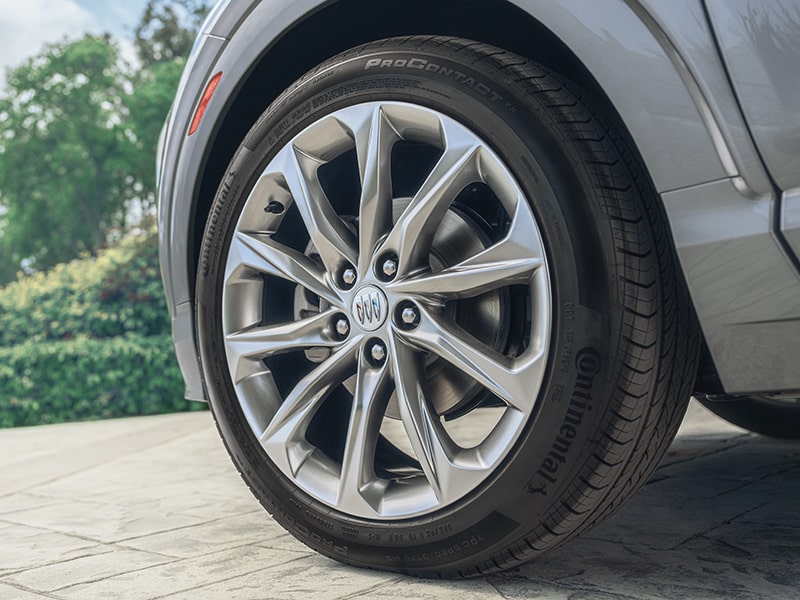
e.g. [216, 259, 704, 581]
[351, 285, 388, 331]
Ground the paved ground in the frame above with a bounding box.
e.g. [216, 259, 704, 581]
[0, 400, 798, 600]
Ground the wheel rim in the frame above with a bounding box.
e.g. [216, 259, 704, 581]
[221, 101, 552, 519]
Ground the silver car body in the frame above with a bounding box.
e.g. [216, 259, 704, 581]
[158, 0, 800, 402]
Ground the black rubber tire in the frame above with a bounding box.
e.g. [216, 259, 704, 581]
[196, 36, 701, 577]
[699, 397, 800, 439]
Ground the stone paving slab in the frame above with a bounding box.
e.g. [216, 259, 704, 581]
[0, 402, 797, 599]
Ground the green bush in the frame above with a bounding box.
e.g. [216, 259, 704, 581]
[0, 228, 205, 427]
[0, 334, 203, 428]
[0, 227, 170, 345]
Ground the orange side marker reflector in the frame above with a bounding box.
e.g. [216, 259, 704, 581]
[188, 72, 223, 136]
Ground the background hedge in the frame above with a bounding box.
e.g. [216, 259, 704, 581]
[0, 228, 204, 427]
[0, 229, 170, 345]
[0, 334, 195, 427]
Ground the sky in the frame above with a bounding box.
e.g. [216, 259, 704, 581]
[0, 0, 150, 85]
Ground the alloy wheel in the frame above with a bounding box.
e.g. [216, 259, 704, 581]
[221, 102, 552, 518]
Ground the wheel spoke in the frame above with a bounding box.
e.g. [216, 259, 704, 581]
[337, 354, 391, 512]
[388, 335, 459, 501]
[390, 193, 544, 298]
[260, 339, 360, 475]
[229, 231, 341, 307]
[391, 252, 541, 299]
[343, 106, 398, 274]
[225, 310, 341, 384]
[273, 145, 358, 274]
[394, 305, 544, 412]
[382, 130, 481, 278]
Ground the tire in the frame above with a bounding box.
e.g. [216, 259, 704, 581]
[699, 397, 800, 439]
[196, 36, 700, 577]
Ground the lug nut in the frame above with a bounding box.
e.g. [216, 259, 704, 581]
[335, 318, 350, 337]
[382, 258, 398, 279]
[400, 306, 419, 329]
[401, 306, 419, 326]
[342, 268, 357, 287]
[370, 342, 387, 364]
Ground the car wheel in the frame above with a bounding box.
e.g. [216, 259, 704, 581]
[196, 36, 700, 576]
[699, 396, 800, 439]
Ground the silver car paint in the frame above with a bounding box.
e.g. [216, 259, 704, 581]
[158, 0, 800, 400]
[706, 0, 800, 191]
[704, 0, 800, 263]
[672, 0, 800, 392]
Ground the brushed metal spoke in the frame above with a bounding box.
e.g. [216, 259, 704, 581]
[229, 231, 341, 307]
[382, 125, 481, 278]
[340, 105, 398, 276]
[336, 354, 391, 513]
[389, 196, 544, 299]
[260, 338, 360, 476]
[273, 144, 358, 274]
[225, 310, 340, 384]
[395, 304, 544, 413]
[388, 334, 458, 501]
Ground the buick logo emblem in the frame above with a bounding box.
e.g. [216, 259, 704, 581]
[351, 286, 388, 331]
[356, 292, 381, 324]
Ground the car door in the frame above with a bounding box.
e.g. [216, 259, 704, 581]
[704, 0, 800, 257]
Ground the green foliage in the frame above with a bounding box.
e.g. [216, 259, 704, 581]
[0, 228, 204, 428]
[0, 35, 136, 274]
[135, 0, 210, 67]
[0, 1, 213, 427]
[0, 1, 211, 283]
[128, 58, 186, 203]
[0, 334, 202, 428]
[128, 1, 210, 202]
[0, 227, 169, 346]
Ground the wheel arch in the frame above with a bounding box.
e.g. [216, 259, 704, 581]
[192, 0, 624, 295]
[187, 0, 731, 299]
[165, 0, 731, 400]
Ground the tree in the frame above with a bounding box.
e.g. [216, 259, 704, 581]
[134, 0, 210, 67]
[0, 203, 16, 283]
[126, 0, 210, 210]
[0, 35, 136, 278]
[0, 1, 212, 284]
[126, 58, 186, 210]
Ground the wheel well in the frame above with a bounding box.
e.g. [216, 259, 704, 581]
[191, 0, 637, 295]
